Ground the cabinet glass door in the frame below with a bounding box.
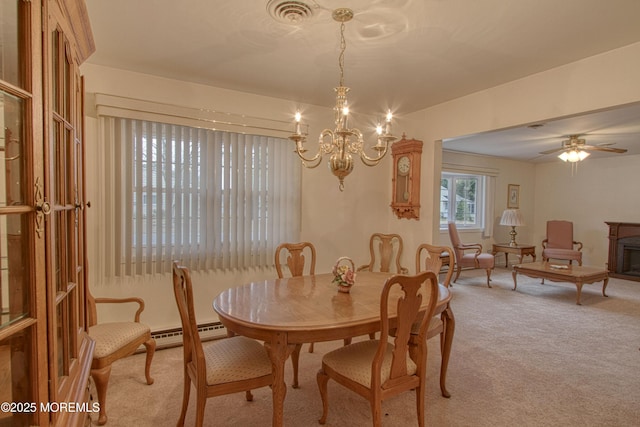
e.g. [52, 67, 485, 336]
[0, 1, 47, 426]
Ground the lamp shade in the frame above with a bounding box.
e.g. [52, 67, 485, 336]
[500, 209, 525, 227]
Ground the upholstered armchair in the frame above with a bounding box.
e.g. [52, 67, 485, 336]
[87, 291, 156, 425]
[542, 220, 583, 265]
[447, 222, 495, 287]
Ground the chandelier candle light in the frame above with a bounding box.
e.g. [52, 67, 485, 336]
[500, 209, 525, 247]
[289, 7, 397, 191]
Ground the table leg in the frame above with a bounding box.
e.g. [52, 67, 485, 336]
[264, 334, 295, 427]
[575, 282, 584, 305]
[602, 277, 609, 297]
[439, 305, 455, 398]
[504, 252, 509, 268]
[512, 270, 518, 290]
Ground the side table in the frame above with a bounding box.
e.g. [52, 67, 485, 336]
[492, 243, 536, 267]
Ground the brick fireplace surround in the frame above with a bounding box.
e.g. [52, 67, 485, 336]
[606, 222, 640, 282]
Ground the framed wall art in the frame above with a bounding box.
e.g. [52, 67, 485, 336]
[507, 184, 520, 209]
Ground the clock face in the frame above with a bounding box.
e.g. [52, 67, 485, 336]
[397, 156, 410, 176]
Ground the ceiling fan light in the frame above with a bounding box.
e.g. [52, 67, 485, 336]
[558, 149, 589, 162]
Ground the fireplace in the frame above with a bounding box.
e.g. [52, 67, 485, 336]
[606, 222, 640, 281]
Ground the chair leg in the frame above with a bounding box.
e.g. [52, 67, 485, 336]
[177, 368, 191, 426]
[195, 390, 206, 427]
[91, 365, 111, 426]
[371, 398, 383, 427]
[416, 383, 426, 427]
[439, 307, 455, 398]
[308, 342, 314, 353]
[291, 343, 302, 388]
[486, 268, 492, 288]
[143, 338, 156, 385]
[317, 369, 330, 425]
[453, 265, 462, 283]
[245, 390, 254, 401]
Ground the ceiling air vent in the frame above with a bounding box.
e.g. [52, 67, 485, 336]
[267, 0, 315, 25]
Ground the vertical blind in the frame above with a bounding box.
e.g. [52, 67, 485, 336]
[101, 116, 301, 276]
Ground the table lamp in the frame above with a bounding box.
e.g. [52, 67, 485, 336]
[500, 209, 525, 247]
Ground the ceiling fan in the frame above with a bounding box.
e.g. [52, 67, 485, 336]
[539, 134, 628, 161]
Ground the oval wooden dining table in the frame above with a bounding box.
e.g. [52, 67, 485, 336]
[213, 271, 454, 427]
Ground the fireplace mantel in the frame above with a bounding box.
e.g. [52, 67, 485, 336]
[606, 222, 640, 281]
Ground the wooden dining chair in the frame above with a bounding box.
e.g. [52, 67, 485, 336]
[358, 233, 409, 274]
[317, 271, 440, 426]
[275, 241, 324, 388]
[172, 261, 273, 426]
[416, 243, 454, 287]
[415, 243, 455, 397]
[87, 290, 156, 425]
[275, 241, 316, 278]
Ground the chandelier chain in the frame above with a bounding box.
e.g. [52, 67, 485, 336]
[338, 22, 346, 87]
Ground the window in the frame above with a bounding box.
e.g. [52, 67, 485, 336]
[440, 172, 485, 229]
[101, 117, 301, 276]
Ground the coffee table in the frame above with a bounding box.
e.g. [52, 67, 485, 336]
[512, 261, 609, 305]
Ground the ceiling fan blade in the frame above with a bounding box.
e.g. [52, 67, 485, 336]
[539, 146, 566, 155]
[583, 145, 628, 153]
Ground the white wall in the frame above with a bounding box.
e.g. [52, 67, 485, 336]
[81, 41, 640, 331]
[533, 154, 640, 267]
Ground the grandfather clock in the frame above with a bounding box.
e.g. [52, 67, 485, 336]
[390, 135, 423, 219]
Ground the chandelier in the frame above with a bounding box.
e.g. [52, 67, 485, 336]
[289, 7, 397, 191]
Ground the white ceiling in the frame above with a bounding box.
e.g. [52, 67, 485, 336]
[84, 0, 640, 162]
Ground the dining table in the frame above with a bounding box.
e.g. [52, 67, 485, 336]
[212, 271, 454, 427]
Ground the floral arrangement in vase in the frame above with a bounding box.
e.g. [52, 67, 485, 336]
[332, 257, 356, 293]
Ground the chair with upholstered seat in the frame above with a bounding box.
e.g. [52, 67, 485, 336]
[87, 291, 156, 425]
[542, 220, 583, 265]
[316, 271, 440, 426]
[172, 261, 273, 427]
[358, 233, 409, 274]
[356, 233, 409, 343]
[275, 241, 317, 388]
[448, 222, 495, 287]
[416, 243, 454, 288]
[275, 241, 316, 278]
[415, 243, 455, 397]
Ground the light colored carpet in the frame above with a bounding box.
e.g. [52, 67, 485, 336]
[89, 268, 640, 426]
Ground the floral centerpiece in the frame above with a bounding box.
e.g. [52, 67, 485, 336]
[332, 257, 356, 293]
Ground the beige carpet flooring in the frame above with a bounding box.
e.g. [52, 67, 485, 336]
[89, 268, 640, 426]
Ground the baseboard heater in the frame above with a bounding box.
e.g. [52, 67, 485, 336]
[147, 322, 228, 350]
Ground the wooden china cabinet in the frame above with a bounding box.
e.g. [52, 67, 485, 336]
[0, 0, 95, 426]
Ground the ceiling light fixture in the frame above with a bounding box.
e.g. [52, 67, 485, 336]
[288, 7, 397, 191]
[558, 149, 590, 162]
